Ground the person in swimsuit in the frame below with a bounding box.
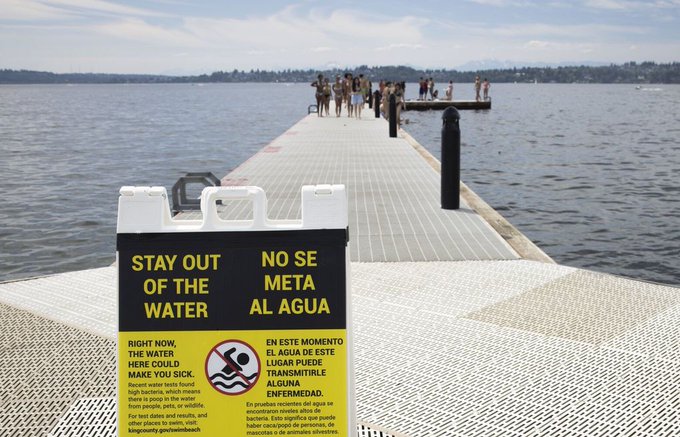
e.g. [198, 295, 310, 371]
[332, 75, 344, 117]
[418, 77, 426, 100]
[474, 76, 481, 102]
[351, 76, 363, 119]
[322, 78, 331, 116]
[344, 73, 353, 118]
[311, 74, 324, 117]
[482, 78, 490, 100]
[359, 74, 369, 105]
[394, 82, 405, 127]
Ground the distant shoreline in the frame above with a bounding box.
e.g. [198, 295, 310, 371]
[2, 62, 679, 84]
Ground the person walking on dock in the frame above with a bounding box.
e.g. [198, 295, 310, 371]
[482, 78, 490, 101]
[474, 76, 481, 102]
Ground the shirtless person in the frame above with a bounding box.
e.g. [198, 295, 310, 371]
[359, 74, 369, 105]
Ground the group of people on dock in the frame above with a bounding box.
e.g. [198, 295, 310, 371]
[418, 77, 437, 100]
[474, 76, 491, 102]
[311, 73, 491, 122]
[311, 73, 371, 119]
[311, 73, 407, 125]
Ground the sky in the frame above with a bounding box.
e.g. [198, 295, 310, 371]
[1, 0, 679, 75]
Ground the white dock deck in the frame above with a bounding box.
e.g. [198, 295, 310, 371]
[1, 110, 679, 437]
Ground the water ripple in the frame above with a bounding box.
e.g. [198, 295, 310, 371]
[404, 83, 680, 286]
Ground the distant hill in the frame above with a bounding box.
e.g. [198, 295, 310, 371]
[2, 62, 679, 84]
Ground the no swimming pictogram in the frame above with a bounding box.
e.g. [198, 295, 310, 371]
[205, 340, 260, 395]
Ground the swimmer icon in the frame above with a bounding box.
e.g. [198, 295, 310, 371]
[206, 340, 260, 395]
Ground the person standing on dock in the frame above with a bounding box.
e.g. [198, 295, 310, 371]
[333, 76, 344, 117]
[428, 78, 435, 100]
[311, 74, 325, 117]
[474, 76, 481, 102]
[394, 82, 405, 126]
[445, 81, 453, 100]
[351, 76, 363, 119]
[344, 73, 353, 118]
[360, 74, 370, 105]
[418, 77, 426, 100]
[482, 78, 490, 101]
[322, 78, 332, 116]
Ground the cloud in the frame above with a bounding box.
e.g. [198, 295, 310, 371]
[42, 0, 167, 18]
[583, 0, 632, 9]
[93, 18, 203, 47]
[375, 43, 425, 51]
[2, 0, 76, 20]
[180, 6, 427, 53]
[3, 0, 168, 21]
[465, 0, 535, 6]
[583, 0, 680, 9]
[487, 22, 647, 39]
[525, 40, 551, 48]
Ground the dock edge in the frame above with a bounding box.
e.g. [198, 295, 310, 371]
[400, 128, 555, 264]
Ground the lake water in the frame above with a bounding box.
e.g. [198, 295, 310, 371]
[1, 83, 678, 286]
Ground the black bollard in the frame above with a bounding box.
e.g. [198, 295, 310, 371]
[441, 106, 461, 210]
[389, 93, 397, 137]
[368, 87, 373, 109]
[373, 91, 381, 118]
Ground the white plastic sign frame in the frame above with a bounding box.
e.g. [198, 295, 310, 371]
[117, 184, 355, 437]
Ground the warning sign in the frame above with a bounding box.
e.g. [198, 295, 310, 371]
[117, 185, 354, 436]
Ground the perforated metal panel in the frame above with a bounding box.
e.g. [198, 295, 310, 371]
[0, 302, 116, 437]
[351, 261, 680, 437]
[48, 398, 396, 437]
[49, 398, 116, 437]
[0, 267, 116, 339]
[3, 260, 680, 436]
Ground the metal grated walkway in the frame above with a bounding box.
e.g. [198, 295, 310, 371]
[214, 113, 518, 262]
[2, 260, 680, 436]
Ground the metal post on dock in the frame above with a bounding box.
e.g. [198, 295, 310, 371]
[389, 93, 397, 137]
[441, 106, 461, 210]
[374, 91, 380, 118]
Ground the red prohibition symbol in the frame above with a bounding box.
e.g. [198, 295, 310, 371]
[205, 340, 260, 395]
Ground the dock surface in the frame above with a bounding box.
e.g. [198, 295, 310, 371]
[2, 108, 680, 437]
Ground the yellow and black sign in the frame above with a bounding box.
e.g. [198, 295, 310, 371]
[117, 186, 352, 436]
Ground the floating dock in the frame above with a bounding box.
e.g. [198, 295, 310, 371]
[404, 99, 491, 110]
[1, 107, 679, 436]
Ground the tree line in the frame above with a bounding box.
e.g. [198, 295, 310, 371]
[1, 62, 679, 84]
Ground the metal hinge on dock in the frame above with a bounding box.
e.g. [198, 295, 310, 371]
[171, 171, 220, 214]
